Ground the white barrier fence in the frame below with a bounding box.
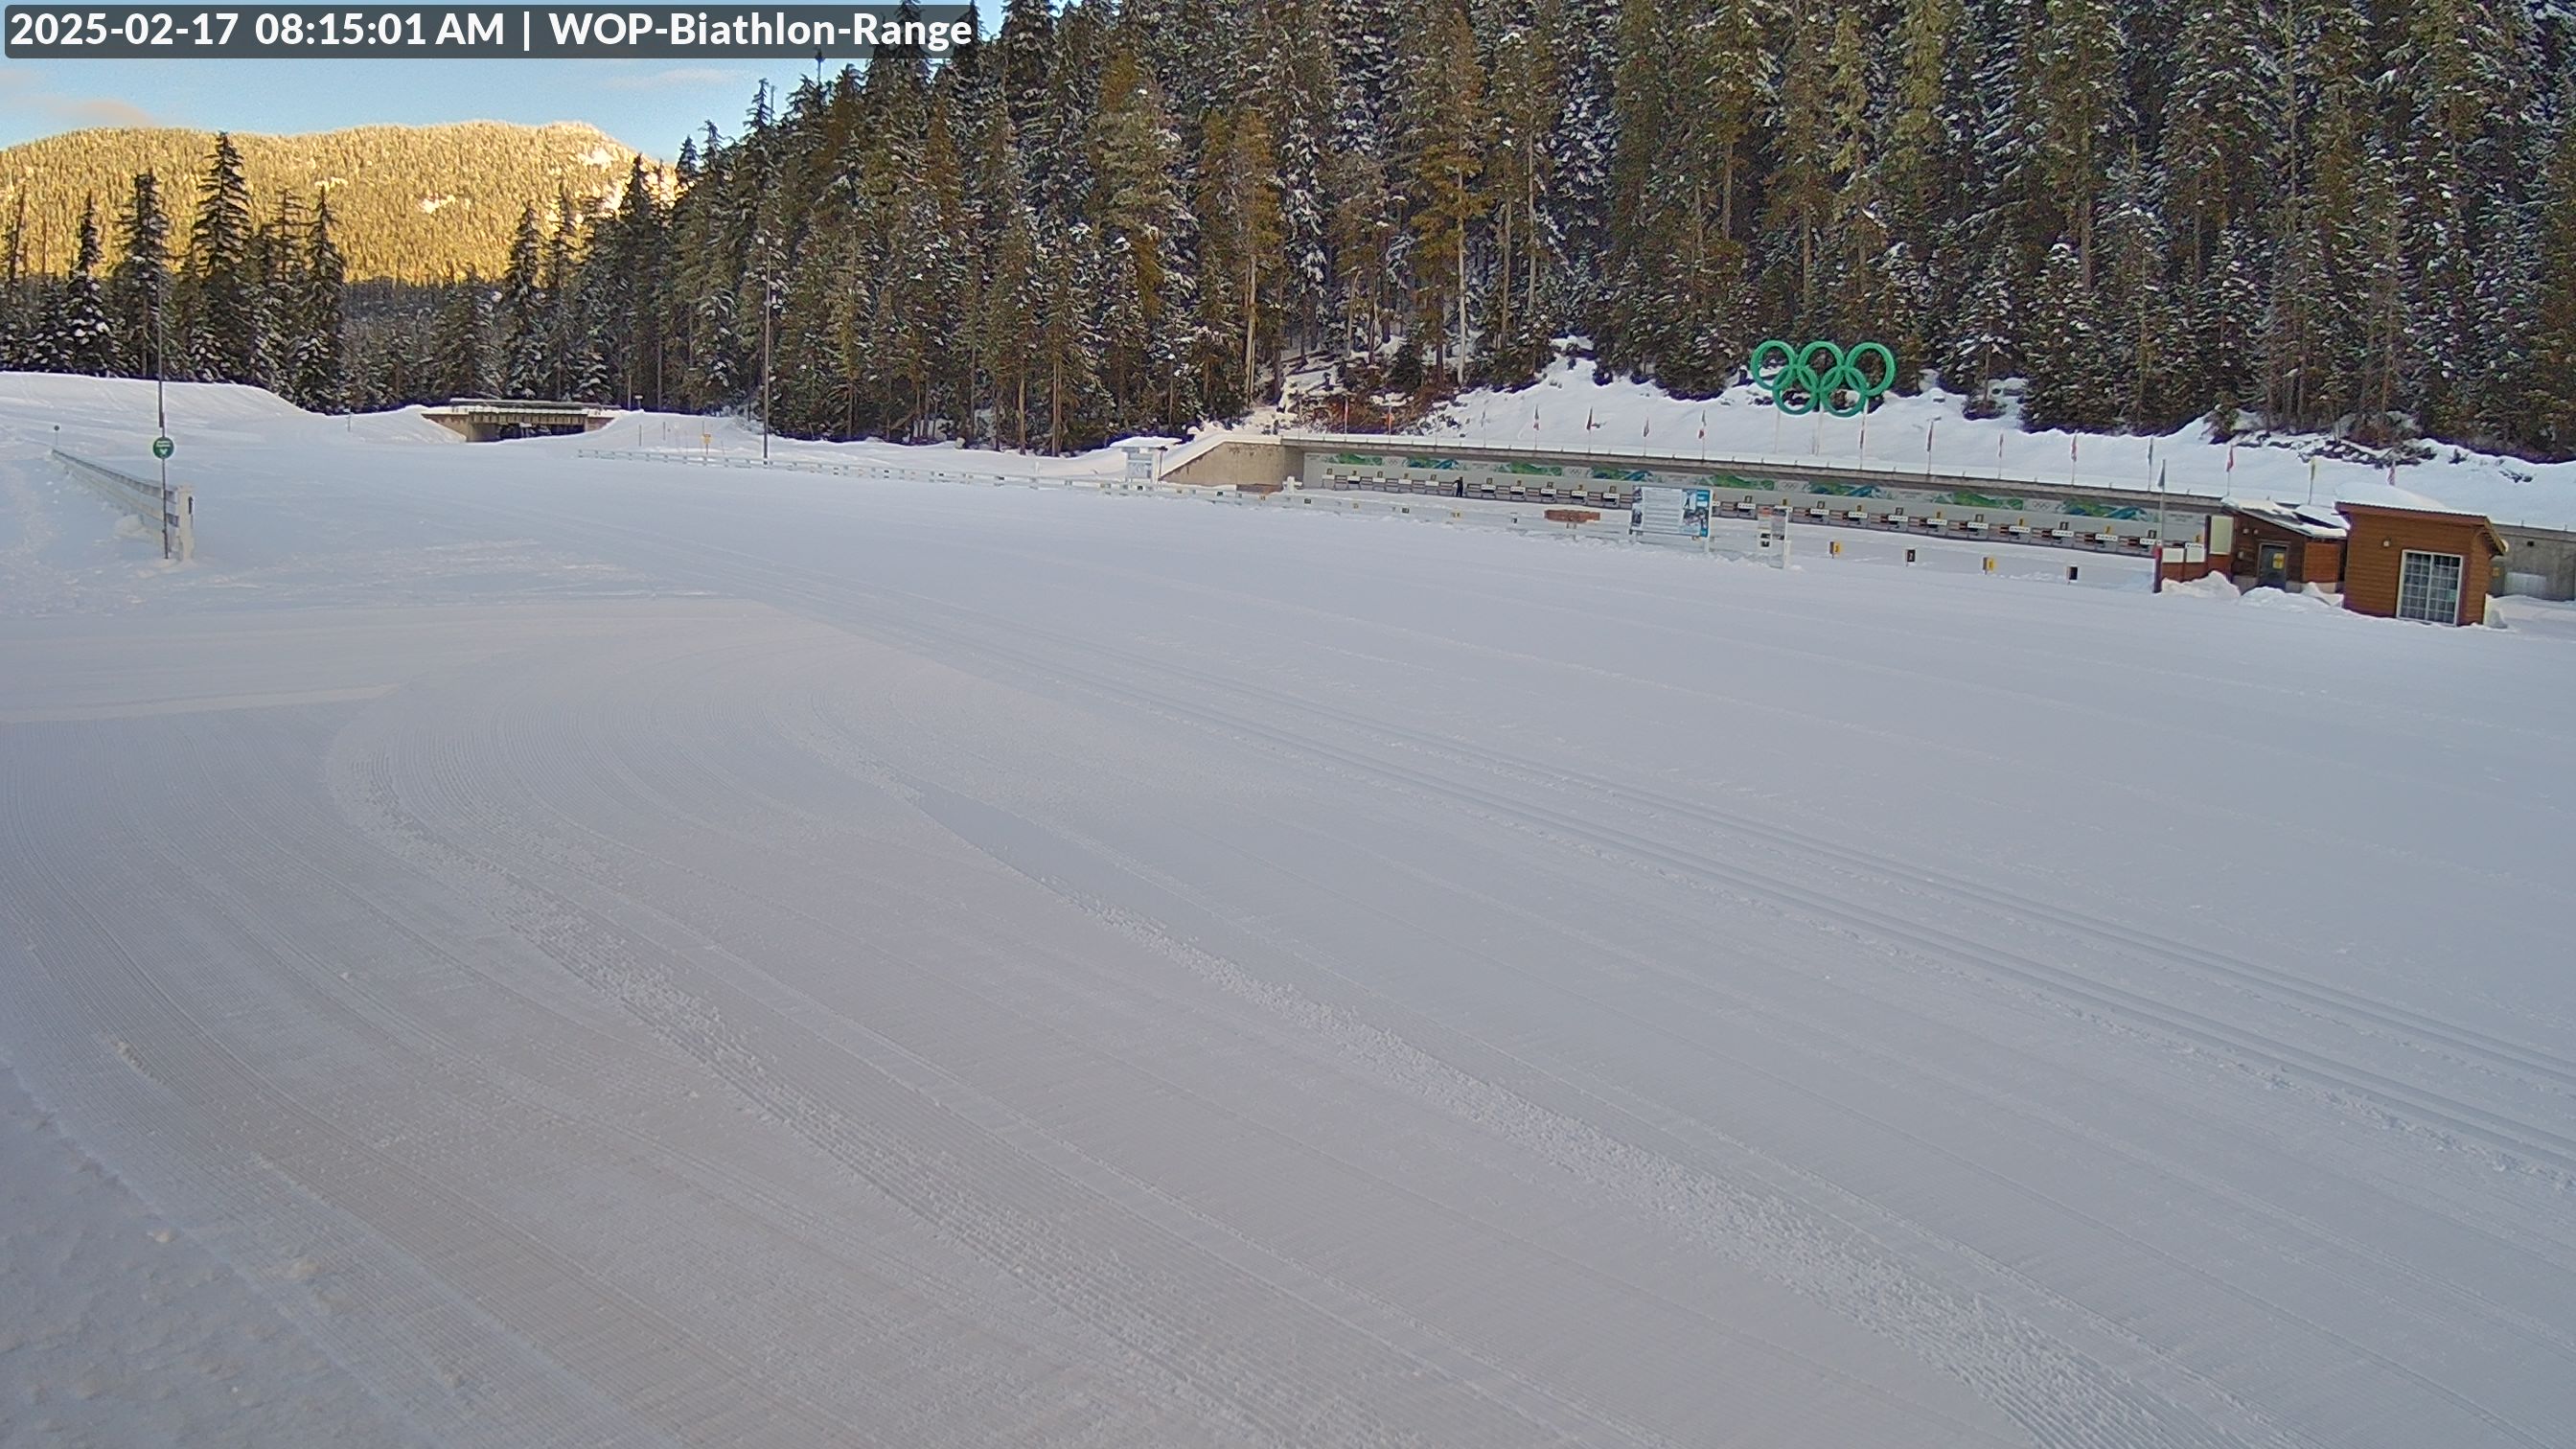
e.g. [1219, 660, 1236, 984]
[571, 438, 1824, 562]
[54, 448, 192, 562]
[1101, 478, 1222, 500]
[571, 445, 1806, 561]
[1217, 486, 1792, 560]
[572, 447, 1115, 491]
[1216, 486, 1612, 533]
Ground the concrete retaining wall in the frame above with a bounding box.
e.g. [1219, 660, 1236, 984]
[1160, 439, 1295, 489]
[2495, 525, 2576, 601]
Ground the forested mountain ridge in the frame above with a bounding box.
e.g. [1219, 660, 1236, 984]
[2, 0, 2573, 462]
[0, 122, 651, 282]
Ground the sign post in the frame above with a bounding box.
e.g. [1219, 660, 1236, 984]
[153, 294, 172, 560]
[151, 434, 174, 560]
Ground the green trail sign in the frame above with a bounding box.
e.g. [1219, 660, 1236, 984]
[151, 435, 174, 460]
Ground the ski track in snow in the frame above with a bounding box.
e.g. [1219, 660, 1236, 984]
[2, 379, 2573, 1448]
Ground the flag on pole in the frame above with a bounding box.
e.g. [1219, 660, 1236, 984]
[2226, 440, 2237, 473]
[1926, 418, 1936, 454]
[1643, 417, 1651, 437]
[1586, 408, 1599, 430]
[1698, 410, 1707, 441]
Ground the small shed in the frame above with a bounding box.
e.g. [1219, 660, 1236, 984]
[2337, 501, 2506, 627]
[2225, 499, 2348, 592]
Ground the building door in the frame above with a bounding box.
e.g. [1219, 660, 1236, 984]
[2398, 550, 2465, 624]
[2257, 542, 2290, 588]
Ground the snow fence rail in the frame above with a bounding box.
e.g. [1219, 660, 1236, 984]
[52, 448, 193, 562]
[573, 447, 1117, 491]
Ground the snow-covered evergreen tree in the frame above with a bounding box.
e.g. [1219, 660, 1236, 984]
[2159, 0, 2267, 281]
[496, 204, 549, 397]
[2097, 154, 2181, 428]
[2026, 0, 2129, 284]
[1393, 0, 1485, 382]
[428, 275, 491, 401]
[2189, 222, 2265, 425]
[50, 196, 115, 375]
[2526, 105, 2576, 456]
[177, 132, 259, 381]
[2020, 238, 2114, 430]
[108, 172, 172, 380]
[293, 195, 345, 408]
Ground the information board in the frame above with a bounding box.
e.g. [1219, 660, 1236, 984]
[1630, 485, 1711, 540]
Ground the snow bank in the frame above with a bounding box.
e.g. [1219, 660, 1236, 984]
[1419, 352, 2576, 531]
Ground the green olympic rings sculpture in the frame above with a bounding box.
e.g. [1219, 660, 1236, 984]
[1750, 338, 1897, 418]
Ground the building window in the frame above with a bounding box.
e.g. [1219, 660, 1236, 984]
[2398, 549, 2464, 624]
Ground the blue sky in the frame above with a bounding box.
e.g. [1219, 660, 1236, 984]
[0, 56, 836, 154]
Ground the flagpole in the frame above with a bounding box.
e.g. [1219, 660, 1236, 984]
[2155, 461, 2171, 593]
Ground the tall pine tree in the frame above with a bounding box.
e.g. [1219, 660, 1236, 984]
[176, 133, 258, 381]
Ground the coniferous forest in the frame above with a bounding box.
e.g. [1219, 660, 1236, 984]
[3, 0, 2573, 459]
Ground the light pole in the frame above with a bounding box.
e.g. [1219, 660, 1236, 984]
[155, 289, 171, 561]
[2154, 462, 2171, 595]
[760, 278, 775, 463]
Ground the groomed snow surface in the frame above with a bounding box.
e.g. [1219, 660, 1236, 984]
[3, 374, 2574, 1449]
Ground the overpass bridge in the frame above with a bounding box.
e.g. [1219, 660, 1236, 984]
[423, 399, 617, 442]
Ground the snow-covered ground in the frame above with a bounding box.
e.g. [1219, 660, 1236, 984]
[3, 374, 2574, 1448]
[1406, 352, 2576, 531]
